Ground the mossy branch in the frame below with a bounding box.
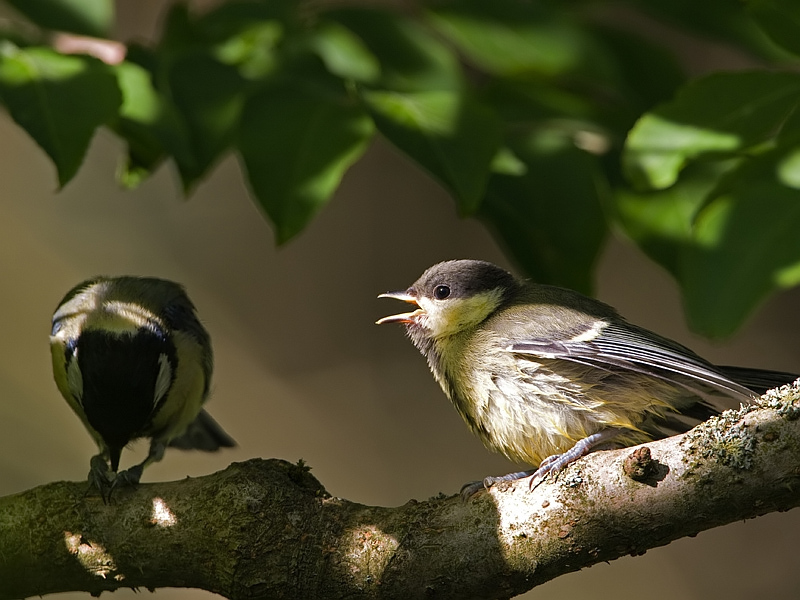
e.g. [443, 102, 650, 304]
[2, 383, 800, 600]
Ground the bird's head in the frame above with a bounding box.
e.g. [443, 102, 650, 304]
[377, 260, 517, 339]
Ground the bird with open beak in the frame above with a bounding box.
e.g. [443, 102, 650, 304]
[378, 259, 797, 497]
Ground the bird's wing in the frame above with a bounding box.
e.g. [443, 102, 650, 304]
[508, 320, 759, 403]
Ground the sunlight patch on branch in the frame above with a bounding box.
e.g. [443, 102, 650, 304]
[63, 531, 123, 581]
[151, 496, 177, 527]
[341, 525, 399, 589]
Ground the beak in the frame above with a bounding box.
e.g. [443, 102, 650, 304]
[376, 291, 423, 325]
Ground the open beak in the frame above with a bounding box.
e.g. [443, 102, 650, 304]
[376, 291, 423, 324]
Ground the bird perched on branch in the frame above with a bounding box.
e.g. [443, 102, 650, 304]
[378, 259, 797, 497]
[50, 276, 235, 500]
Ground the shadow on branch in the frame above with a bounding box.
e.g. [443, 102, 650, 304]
[2, 383, 800, 600]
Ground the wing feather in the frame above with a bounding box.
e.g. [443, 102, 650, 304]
[509, 321, 758, 402]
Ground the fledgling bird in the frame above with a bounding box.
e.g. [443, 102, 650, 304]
[377, 260, 797, 497]
[50, 276, 235, 500]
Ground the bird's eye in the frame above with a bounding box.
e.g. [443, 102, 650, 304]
[433, 285, 451, 300]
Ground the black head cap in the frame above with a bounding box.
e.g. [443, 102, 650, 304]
[411, 260, 518, 301]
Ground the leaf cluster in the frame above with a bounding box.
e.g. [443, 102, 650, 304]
[1, 0, 800, 335]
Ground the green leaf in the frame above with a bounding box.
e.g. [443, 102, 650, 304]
[586, 25, 686, 114]
[112, 60, 194, 189]
[193, 0, 295, 41]
[627, 0, 785, 61]
[427, 1, 590, 76]
[612, 160, 739, 277]
[238, 83, 374, 244]
[158, 3, 286, 81]
[4, 0, 113, 37]
[309, 21, 380, 83]
[212, 21, 283, 80]
[748, 0, 800, 57]
[0, 44, 121, 186]
[776, 146, 800, 188]
[476, 28, 684, 146]
[156, 2, 197, 55]
[479, 132, 608, 294]
[490, 147, 527, 176]
[482, 76, 596, 124]
[166, 53, 248, 189]
[325, 8, 462, 92]
[682, 150, 800, 337]
[362, 88, 502, 214]
[624, 71, 800, 190]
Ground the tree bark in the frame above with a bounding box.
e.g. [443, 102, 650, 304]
[2, 383, 800, 600]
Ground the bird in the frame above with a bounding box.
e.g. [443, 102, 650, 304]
[50, 276, 235, 500]
[377, 259, 797, 497]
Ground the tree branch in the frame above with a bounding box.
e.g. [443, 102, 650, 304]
[2, 382, 800, 600]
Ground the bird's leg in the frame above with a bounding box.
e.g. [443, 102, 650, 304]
[113, 440, 167, 490]
[461, 428, 625, 499]
[87, 453, 114, 500]
[528, 428, 624, 490]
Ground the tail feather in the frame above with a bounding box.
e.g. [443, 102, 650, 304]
[645, 366, 797, 440]
[718, 366, 798, 395]
[168, 410, 236, 451]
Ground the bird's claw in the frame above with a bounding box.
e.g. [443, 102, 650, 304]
[459, 480, 487, 500]
[460, 469, 538, 499]
[85, 456, 143, 503]
[86, 455, 115, 502]
[461, 430, 625, 498]
[115, 464, 144, 488]
[526, 453, 568, 490]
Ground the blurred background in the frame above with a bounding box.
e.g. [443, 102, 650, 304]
[1, 1, 799, 599]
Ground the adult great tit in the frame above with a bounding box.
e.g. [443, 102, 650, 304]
[378, 259, 798, 497]
[50, 276, 235, 499]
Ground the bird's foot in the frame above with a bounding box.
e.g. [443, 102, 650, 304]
[460, 469, 537, 500]
[461, 429, 625, 498]
[114, 464, 144, 488]
[85, 456, 144, 503]
[86, 455, 115, 503]
[528, 428, 624, 490]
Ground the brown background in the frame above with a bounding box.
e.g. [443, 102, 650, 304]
[1, 1, 799, 598]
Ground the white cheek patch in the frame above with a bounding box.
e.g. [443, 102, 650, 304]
[154, 353, 173, 408]
[420, 288, 505, 338]
[66, 352, 84, 405]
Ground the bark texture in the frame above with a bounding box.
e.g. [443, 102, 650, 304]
[1, 383, 800, 600]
